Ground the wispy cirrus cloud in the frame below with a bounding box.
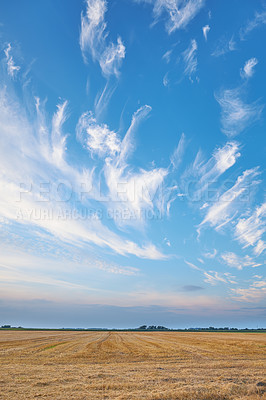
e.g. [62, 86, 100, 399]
[0, 62, 167, 260]
[162, 49, 172, 63]
[211, 36, 236, 57]
[221, 252, 262, 270]
[76, 104, 183, 228]
[198, 168, 261, 232]
[163, 72, 170, 87]
[4, 43, 20, 78]
[215, 86, 263, 137]
[182, 39, 198, 81]
[234, 202, 266, 256]
[203, 270, 237, 286]
[80, 0, 125, 77]
[240, 58, 258, 79]
[102, 106, 169, 228]
[231, 280, 266, 303]
[203, 249, 217, 259]
[240, 9, 266, 40]
[0, 246, 141, 305]
[185, 260, 202, 271]
[137, 0, 205, 34]
[185, 260, 237, 286]
[181, 141, 241, 204]
[170, 133, 186, 170]
[202, 24, 210, 41]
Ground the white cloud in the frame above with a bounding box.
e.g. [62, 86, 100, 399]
[163, 73, 169, 87]
[203, 249, 217, 259]
[94, 81, 117, 118]
[254, 240, 266, 256]
[240, 9, 266, 40]
[215, 86, 263, 137]
[0, 264, 90, 291]
[104, 159, 168, 228]
[75, 104, 174, 230]
[74, 103, 176, 229]
[185, 260, 237, 286]
[163, 237, 171, 247]
[76, 111, 121, 157]
[162, 49, 172, 63]
[203, 271, 227, 285]
[51, 101, 69, 167]
[118, 105, 152, 165]
[204, 271, 237, 286]
[211, 36, 236, 57]
[183, 39, 198, 80]
[0, 248, 141, 303]
[234, 202, 266, 256]
[231, 280, 266, 303]
[221, 252, 262, 270]
[0, 74, 168, 260]
[181, 141, 241, 203]
[138, 0, 205, 34]
[185, 260, 202, 271]
[99, 37, 126, 77]
[77, 102, 173, 231]
[4, 43, 20, 78]
[97, 261, 139, 276]
[199, 168, 260, 231]
[240, 58, 258, 79]
[80, 0, 125, 77]
[213, 142, 241, 173]
[202, 24, 210, 41]
[80, 0, 107, 61]
[170, 133, 186, 170]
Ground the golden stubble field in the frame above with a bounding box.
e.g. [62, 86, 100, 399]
[0, 330, 265, 399]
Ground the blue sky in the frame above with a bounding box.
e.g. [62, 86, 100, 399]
[0, 0, 265, 328]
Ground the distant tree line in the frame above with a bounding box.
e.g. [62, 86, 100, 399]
[1, 325, 265, 332]
[138, 325, 169, 330]
[136, 325, 266, 331]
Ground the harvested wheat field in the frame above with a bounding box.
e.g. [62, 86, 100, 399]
[0, 330, 265, 400]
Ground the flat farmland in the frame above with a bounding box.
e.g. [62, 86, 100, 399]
[0, 331, 265, 399]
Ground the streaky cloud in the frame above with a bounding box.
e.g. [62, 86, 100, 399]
[198, 168, 261, 232]
[240, 58, 258, 79]
[202, 24, 210, 41]
[221, 252, 262, 270]
[136, 0, 205, 34]
[181, 141, 241, 203]
[0, 71, 167, 260]
[80, 0, 125, 77]
[211, 36, 236, 57]
[234, 202, 266, 256]
[94, 81, 117, 118]
[203, 249, 217, 259]
[231, 280, 266, 303]
[170, 133, 186, 170]
[51, 101, 69, 167]
[4, 43, 20, 78]
[118, 105, 152, 166]
[162, 49, 172, 63]
[240, 9, 266, 40]
[182, 39, 198, 81]
[215, 86, 263, 137]
[185, 260, 237, 286]
[99, 37, 126, 77]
